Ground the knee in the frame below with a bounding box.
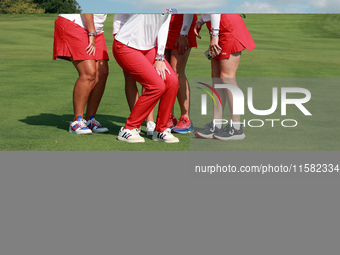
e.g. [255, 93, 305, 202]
[97, 61, 109, 81]
[220, 74, 236, 79]
[219, 73, 236, 86]
[154, 83, 167, 96]
[97, 68, 109, 81]
[82, 69, 97, 83]
[144, 81, 166, 97]
[166, 73, 179, 92]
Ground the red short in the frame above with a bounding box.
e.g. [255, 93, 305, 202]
[206, 14, 256, 59]
[53, 16, 109, 61]
[166, 14, 197, 49]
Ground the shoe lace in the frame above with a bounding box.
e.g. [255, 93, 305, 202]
[222, 123, 231, 132]
[91, 118, 101, 126]
[218, 124, 233, 135]
[178, 116, 188, 124]
[220, 124, 234, 135]
[131, 128, 141, 135]
[79, 119, 88, 128]
[203, 121, 215, 132]
[164, 128, 174, 137]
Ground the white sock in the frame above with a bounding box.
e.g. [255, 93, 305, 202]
[233, 123, 241, 130]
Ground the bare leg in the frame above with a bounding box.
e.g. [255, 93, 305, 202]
[211, 59, 227, 122]
[164, 49, 175, 116]
[169, 48, 191, 119]
[124, 70, 139, 112]
[85, 59, 109, 119]
[72, 59, 96, 120]
[218, 52, 242, 123]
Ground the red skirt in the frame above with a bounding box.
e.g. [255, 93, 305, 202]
[166, 14, 198, 49]
[206, 14, 256, 59]
[53, 16, 109, 61]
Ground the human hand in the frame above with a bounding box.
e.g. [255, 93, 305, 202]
[194, 21, 202, 39]
[154, 60, 170, 81]
[209, 36, 221, 57]
[175, 36, 189, 55]
[86, 36, 96, 55]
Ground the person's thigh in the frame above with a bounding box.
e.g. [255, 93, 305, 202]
[96, 59, 109, 78]
[218, 52, 241, 78]
[211, 58, 221, 78]
[170, 48, 191, 74]
[139, 46, 178, 91]
[72, 59, 97, 79]
[113, 41, 164, 90]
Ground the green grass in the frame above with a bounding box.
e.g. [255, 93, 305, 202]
[0, 14, 339, 150]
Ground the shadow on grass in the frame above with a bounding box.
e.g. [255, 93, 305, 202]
[19, 113, 130, 135]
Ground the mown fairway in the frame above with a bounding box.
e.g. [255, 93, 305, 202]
[0, 14, 339, 150]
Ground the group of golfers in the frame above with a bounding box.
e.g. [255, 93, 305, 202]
[53, 12, 255, 143]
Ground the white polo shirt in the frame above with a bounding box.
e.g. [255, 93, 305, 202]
[180, 14, 194, 36]
[59, 14, 107, 34]
[114, 14, 171, 55]
[113, 14, 132, 35]
[199, 14, 221, 30]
